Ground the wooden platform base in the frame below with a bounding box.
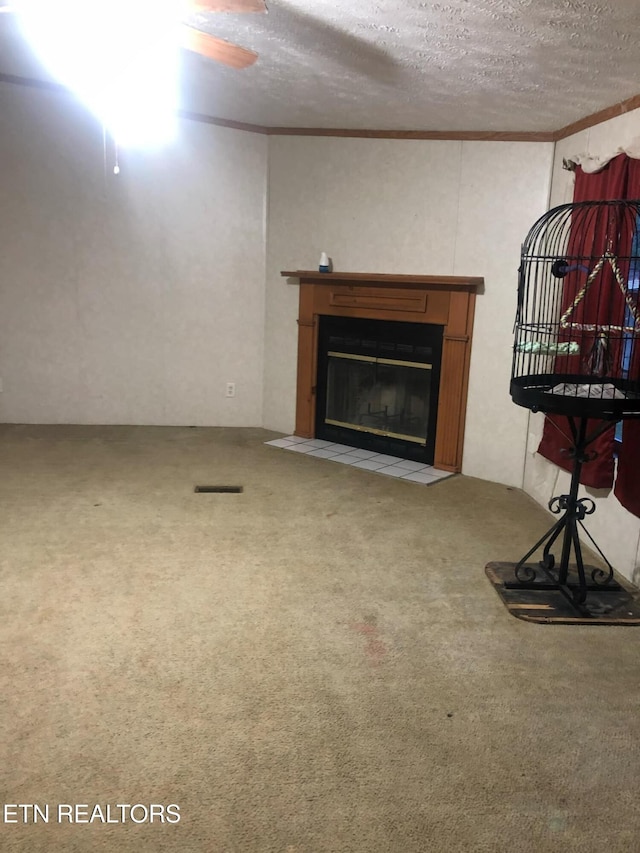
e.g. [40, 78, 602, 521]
[486, 561, 640, 625]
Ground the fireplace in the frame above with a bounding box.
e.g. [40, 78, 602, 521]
[316, 315, 443, 463]
[281, 270, 483, 472]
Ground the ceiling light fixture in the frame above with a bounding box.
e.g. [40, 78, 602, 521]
[16, 0, 181, 149]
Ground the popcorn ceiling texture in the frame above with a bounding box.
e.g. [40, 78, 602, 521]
[0, 0, 638, 132]
[180, 0, 640, 131]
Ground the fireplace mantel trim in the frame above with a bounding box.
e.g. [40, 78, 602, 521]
[281, 270, 484, 472]
[281, 271, 484, 290]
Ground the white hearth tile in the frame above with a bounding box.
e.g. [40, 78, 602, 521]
[301, 439, 337, 449]
[331, 453, 369, 464]
[265, 437, 455, 487]
[346, 448, 380, 459]
[351, 458, 390, 471]
[265, 438, 298, 448]
[376, 465, 412, 478]
[401, 470, 440, 485]
[393, 459, 429, 472]
[307, 447, 344, 459]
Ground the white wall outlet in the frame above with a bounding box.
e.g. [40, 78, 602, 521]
[226, 382, 236, 398]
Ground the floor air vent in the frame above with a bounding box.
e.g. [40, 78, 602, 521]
[194, 486, 244, 493]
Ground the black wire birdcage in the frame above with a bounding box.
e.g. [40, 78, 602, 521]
[511, 199, 640, 418]
[493, 200, 640, 620]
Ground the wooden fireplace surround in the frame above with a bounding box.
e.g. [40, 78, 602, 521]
[281, 271, 483, 472]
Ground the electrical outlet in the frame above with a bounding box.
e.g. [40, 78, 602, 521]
[226, 382, 236, 398]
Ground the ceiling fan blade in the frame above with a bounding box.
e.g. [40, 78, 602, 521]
[181, 26, 258, 68]
[186, 0, 267, 13]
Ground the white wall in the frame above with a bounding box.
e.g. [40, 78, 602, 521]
[522, 109, 640, 582]
[264, 136, 553, 487]
[0, 83, 267, 426]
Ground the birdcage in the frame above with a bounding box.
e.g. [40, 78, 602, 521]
[488, 200, 640, 622]
[511, 199, 640, 418]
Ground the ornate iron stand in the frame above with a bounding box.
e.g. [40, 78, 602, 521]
[503, 415, 620, 618]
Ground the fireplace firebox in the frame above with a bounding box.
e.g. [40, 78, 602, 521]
[316, 316, 443, 463]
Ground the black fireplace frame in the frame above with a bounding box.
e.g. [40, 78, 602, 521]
[315, 315, 443, 463]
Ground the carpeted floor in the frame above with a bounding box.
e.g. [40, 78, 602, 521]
[1, 424, 639, 852]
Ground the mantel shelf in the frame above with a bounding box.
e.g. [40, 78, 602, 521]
[281, 270, 484, 290]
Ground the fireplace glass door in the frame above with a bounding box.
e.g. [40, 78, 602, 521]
[316, 316, 443, 463]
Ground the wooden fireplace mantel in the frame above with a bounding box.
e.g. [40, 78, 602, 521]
[281, 271, 484, 289]
[281, 270, 484, 472]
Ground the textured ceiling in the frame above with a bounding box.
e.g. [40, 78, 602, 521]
[2, 0, 640, 133]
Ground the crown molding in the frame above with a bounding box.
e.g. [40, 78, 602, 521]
[176, 109, 268, 134]
[0, 73, 270, 134]
[1, 70, 639, 143]
[264, 127, 554, 141]
[553, 92, 640, 141]
[0, 71, 65, 93]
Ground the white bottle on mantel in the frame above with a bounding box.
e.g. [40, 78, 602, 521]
[319, 252, 331, 273]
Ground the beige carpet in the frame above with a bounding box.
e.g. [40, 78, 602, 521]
[0, 424, 639, 852]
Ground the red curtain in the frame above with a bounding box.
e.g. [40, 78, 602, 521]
[537, 153, 630, 488]
[537, 153, 640, 517]
[613, 157, 640, 517]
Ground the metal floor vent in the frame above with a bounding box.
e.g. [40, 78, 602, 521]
[194, 485, 244, 494]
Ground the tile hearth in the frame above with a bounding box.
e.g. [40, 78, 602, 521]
[265, 436, 455, 486]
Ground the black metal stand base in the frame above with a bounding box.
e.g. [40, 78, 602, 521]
[491, 416, 639, 622]
[503, 490, 621, 618]
[486, 561, 640, 624]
